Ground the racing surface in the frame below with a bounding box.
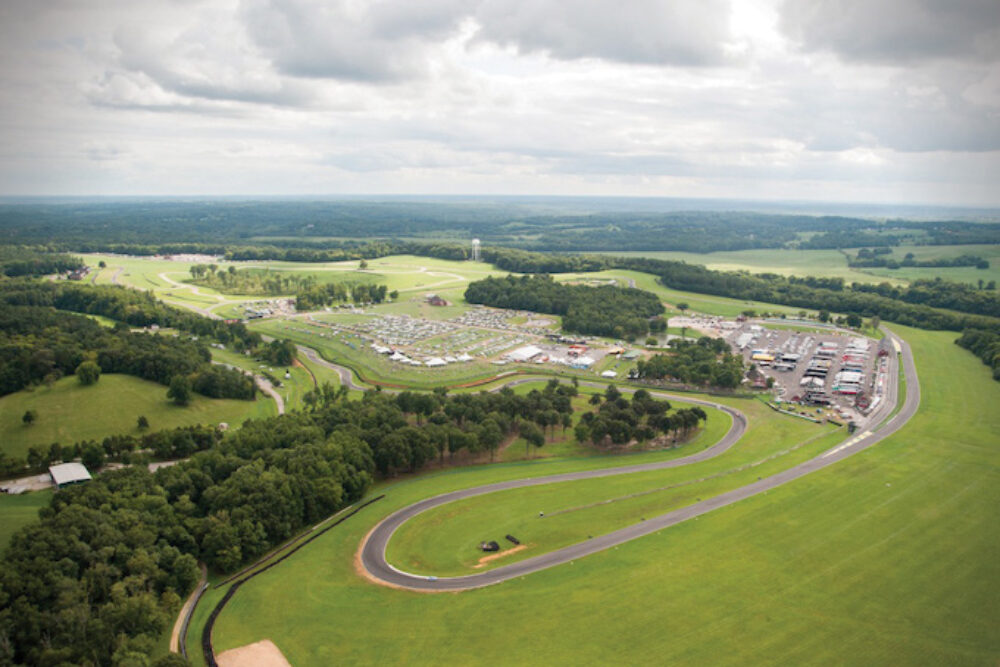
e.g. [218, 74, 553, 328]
[360, 330, 919, 592]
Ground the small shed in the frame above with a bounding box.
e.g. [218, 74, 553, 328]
[49, 462, 92, 489]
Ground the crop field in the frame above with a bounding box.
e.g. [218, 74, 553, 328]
[0, 490, 51, 548]
[204, 326, 999, 665]
[0, 374, 276, 458]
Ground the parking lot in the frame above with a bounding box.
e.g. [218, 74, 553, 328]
[726, 323, 890, 424]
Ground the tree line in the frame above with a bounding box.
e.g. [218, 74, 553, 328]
[0, 301, 254, 401]
[955, 329, 1000, 381]
[464, 274, 664, 340]
[849, 247, 990, 270]
[0, 246, 83, 277]
[0, 279, 261, 351]
[635, 337, 746, 389]
[612, 255, 1000, 332]
[852, 278, 1000, 318]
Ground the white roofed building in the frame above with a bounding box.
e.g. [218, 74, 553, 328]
[49, 462, 92, 489]
[506, 345, 543, 363]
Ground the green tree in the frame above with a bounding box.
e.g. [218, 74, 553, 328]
[22, 409, 37, 426]
[81, 441, 105, 470]
[846, 313, 863, 328]
[137, 415, 150, 430]
[520, 422, 544, 458]
[98, 260, 107, 268]
[358, 259, 369, 270]
[676, 302, 689, 313]
[167, 375, 192, 406]
[76, 360, 101, 385]
[477, 419, 503, 462]
[646, 336, 658, 346]
[818, 309, 831, 323]
[389, 289, 399, 300]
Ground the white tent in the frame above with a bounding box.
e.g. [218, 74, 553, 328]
[506, 345, 543, 362]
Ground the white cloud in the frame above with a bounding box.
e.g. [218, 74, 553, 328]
[0, 0, 996, 205]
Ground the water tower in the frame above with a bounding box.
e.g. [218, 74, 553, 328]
[471, 238, 481, 262]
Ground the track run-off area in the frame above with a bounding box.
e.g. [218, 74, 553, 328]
[359, 329, 918, 591]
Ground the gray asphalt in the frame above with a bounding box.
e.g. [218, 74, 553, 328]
[359, 329, 919, 591]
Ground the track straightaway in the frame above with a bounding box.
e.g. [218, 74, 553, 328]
[360, 330, 919, 592]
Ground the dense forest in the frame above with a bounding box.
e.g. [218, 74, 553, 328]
[0, 280, 260, 350]
[0, 246, 83, 277]
[0, 380, 586, 665]
[0, 302, 254, 399]
[1, 199, 997, 252]
[574, 385, 707, 447]
[464, 274, 664, 340]
[635, 337, 746, 388]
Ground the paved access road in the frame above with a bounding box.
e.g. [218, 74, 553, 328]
[360, 330, 919, 592]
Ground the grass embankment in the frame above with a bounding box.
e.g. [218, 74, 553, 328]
[0, 374, 276, 459]
[209, 326, 999, 665]
[0, 490, 52, 548]
[209, 347, 339, 412]
[387, 404, 837, 575]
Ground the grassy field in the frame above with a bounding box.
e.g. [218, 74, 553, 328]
[600, 248, 875, 283]
[386, 403, 837, 576]
[853, 243, 1000, 286]
[0, 490, 51, 548]
[206, 326, 999, 665]
[0, 374, 276, 459]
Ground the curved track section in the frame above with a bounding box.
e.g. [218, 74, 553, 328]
[361, 330, 919, 592]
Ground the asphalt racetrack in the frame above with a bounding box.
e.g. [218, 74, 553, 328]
[360, 330, 919, 591]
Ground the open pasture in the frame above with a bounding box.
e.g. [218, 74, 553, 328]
[0, 374, 275, 459]
[207, 326, 999, 665]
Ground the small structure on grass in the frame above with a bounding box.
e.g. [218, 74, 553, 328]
[49, 462, 92, 489]
[426, 294, 448, 307]
[479, 540, 500, 552]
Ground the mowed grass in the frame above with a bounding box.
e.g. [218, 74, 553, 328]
[386, 404, 838, 575]
[0, 490, 52, 548]
[209, 326, 999, 665]
[0, 374, 276, 459]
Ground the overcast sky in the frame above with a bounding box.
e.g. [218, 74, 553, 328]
[1, 0, 998, 205]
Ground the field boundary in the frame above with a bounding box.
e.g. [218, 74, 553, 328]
[201, 495, 385, 667]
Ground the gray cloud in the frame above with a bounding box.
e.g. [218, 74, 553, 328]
[240, 0, 467, 82]
[780, 0, 1000, 63]
[472, 0, 733, 66]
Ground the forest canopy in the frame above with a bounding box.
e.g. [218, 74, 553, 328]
[464, 274, 664, 340]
